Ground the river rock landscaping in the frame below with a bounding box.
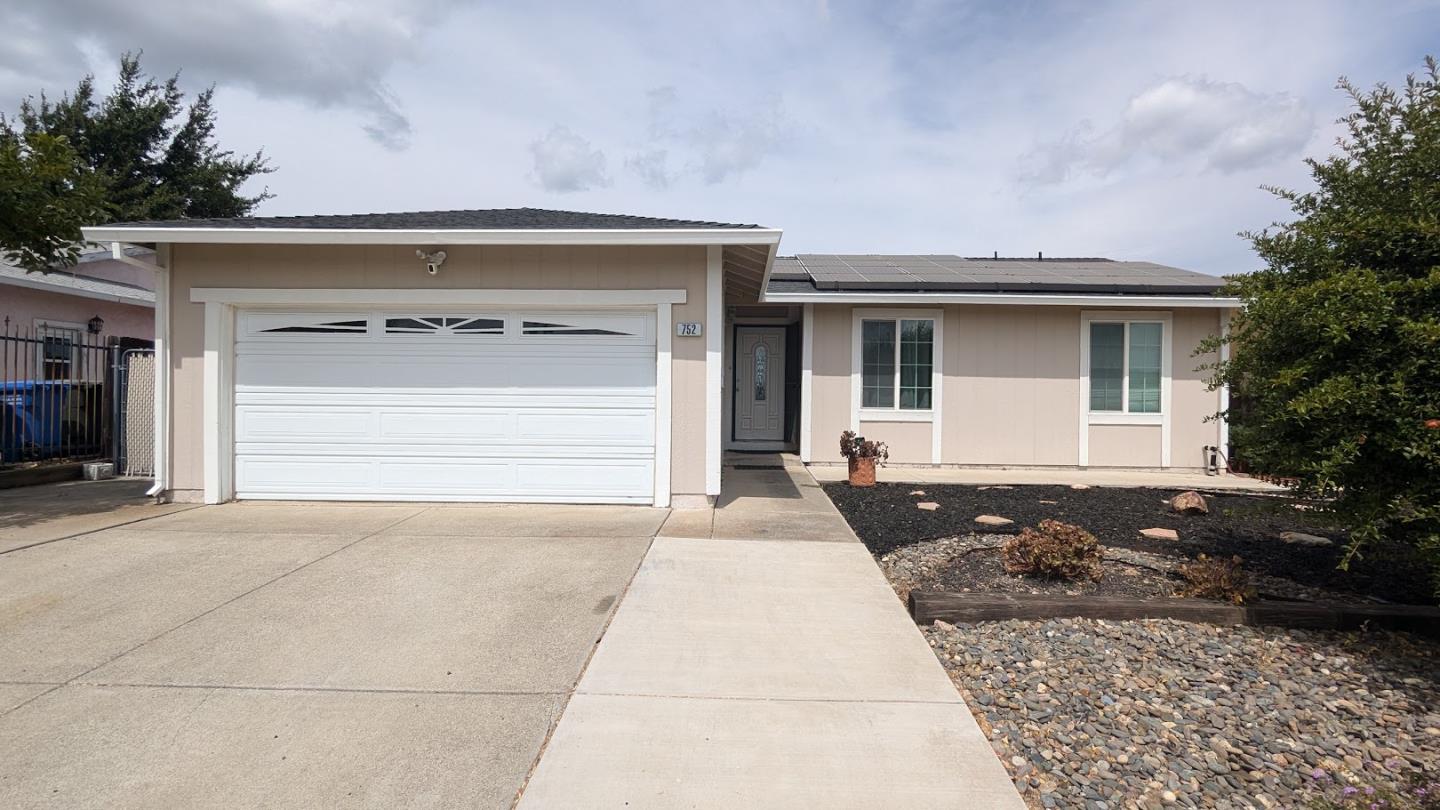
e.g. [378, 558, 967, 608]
[822, 481, 1440, 808]
[823, 482, 1437, 605]
[927, 617, 1440, 809]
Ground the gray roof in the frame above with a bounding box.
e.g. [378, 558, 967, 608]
[98, 207, 762, 231]
[770, 254, 1225, 296]
[0, 263, 155, 306]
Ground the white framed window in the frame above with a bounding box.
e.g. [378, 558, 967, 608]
[34, 319, 85, 381]
[1088, 320, 1164, 415]
[1078, 310, 1173, 467]
[861, 317, 934, 410]
[851, 309, 943, 427]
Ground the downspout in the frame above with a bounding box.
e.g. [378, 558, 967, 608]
[110, 241, 170, 499]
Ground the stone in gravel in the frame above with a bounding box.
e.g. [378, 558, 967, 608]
[1140, 527, 1179, 541]
[979, 485, 1015, 490]
[1071, 484, 1092, 490]
[1170, 491, 1208, 515]
[1279, 531, 1332, 547]
[909, 489, 926, 496]
[917, 501, 940, 511]
[975, 514, 1014, 526]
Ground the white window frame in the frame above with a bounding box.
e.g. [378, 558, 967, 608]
[34, 319, 86, 381]
[1079, 310, 1172, 467]
[849, 308, 944, 464]
[853, 310, 940, 421]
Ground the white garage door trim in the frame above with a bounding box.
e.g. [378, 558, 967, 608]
[193, 288, 687, 507]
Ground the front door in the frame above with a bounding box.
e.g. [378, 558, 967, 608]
[734, 327, 785, 442]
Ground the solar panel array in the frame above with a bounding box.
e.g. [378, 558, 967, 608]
[770, 254, 1224, 295]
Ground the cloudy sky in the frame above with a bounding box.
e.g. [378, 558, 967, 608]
[3, 0, 1437, 275]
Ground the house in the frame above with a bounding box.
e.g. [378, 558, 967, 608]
[1, 246, 157, 351]
[79, 208, 1240, 506]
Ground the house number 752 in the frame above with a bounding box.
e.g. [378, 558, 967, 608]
[675, 322, 703, 337]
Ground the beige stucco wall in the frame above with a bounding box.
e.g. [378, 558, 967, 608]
[165, 243, 709, 500]
[808, 304, 854, 463]
[1087, 424, 1164, 467]
[858, 420, 932, 464]
[806, 302, 1224, 470]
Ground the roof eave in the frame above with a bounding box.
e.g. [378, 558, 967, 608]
[761, 289, 1241, 308]
[0, 271, 156, 306]
[80, 225, 784, 247]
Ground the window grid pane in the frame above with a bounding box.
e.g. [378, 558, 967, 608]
[861, 320, 895, 408]
[1089, 323, 1124, 411]
[898, 319, 932, 411]
[1128, 322, 1162, 413]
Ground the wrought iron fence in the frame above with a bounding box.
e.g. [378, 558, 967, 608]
[0, 324, 154, 469]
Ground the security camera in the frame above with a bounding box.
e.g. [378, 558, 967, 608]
[416, 249, 447, 275]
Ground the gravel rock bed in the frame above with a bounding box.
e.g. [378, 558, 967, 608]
[880, 534, 1364, 605]
[928, 618, 1440, 809]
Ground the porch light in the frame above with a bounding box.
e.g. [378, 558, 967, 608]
[87, 315, 104, 334]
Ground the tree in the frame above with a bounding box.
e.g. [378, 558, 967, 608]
[0, 52, 273, 271]
[1209, 57, 1440, 592]
[0, 130, 106, 270]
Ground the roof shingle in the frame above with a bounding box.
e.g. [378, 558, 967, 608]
[98, 207, 761, 231]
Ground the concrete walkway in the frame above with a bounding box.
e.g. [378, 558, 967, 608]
[808, 463, 1286, 492]
[519, 465, 1024, 808]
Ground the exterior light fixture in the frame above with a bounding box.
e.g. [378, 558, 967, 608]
[87, 315, 105, 334]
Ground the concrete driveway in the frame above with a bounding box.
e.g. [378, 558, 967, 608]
[0, 496, 661, 809]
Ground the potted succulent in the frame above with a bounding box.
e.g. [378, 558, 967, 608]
[839, 430, 888, 487]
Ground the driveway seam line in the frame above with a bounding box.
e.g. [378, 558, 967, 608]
[64, 682, 569, 697]
[0, 507, 427, 720]
[0, 504, 204, 557]
[509, 530, 657, 810]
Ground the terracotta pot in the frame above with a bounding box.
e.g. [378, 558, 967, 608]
[847, 456, 877, 487]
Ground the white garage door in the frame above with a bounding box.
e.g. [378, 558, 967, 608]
[233, 309, 657, 503]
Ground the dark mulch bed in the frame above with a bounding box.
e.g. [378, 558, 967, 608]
[823, 482, 1437, 606]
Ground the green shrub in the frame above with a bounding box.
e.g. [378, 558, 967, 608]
[1177, 554, 1255, 604]
[1002, 520, 1103, 581]
[1206, 57, 1440, 594]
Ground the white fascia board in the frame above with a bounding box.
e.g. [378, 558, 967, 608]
[765, 290, 1241, 308]
[190, 288, 687, 306]
[82, 226, 784, 247]
[0, 273, 155, 306]
[755, 241, 781, 302]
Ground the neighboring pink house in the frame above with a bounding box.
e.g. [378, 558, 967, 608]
[1, 246, 156, 343]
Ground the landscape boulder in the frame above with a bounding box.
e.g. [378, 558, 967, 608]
[1170, 490, 1209, 515]
[1279, 531, 1333, 547]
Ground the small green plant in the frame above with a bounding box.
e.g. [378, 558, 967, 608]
[1002, 520, 1103, 581]
[1177, 554, 1255, 604]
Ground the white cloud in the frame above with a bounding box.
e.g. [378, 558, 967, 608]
[0, 0, 460, 149]
[1023, 76, 1316, 183]
[625, 149, 676, 189]
[626, 87, 787, 186]
[529, 126, 611, 192]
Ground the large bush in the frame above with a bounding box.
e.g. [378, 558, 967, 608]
[1209, 57, 1440, 593]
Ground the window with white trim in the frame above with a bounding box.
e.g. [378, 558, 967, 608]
[1089, 320, 1163, 413]
[861, 318, 933, 410]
